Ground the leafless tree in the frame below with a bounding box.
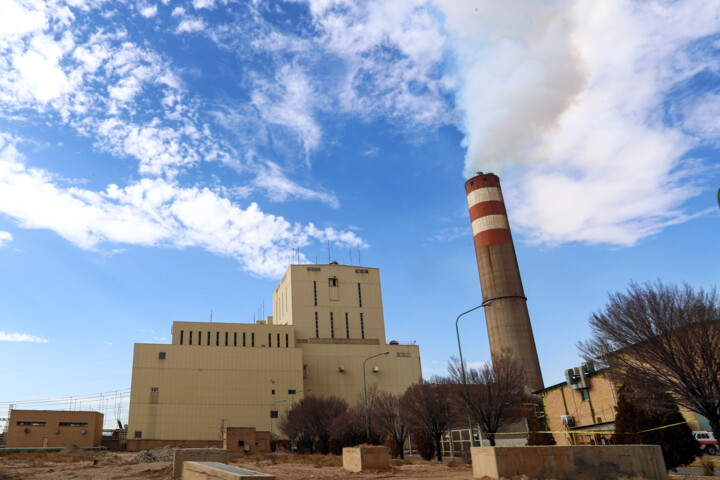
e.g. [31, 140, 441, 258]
[371, 391, 409, 458]
[448, 353, 526, 446]
[579, 281, 720, 442]
[278, 395, 348, 454]
[401, 377, 453, 461]
[329, 403, 367, 447]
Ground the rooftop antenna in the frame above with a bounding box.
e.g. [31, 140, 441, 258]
[350, 250, 353, 265]
[210, 309, 213, 323]
[358, 246, 361, 266]
[327, 240, 331, 263]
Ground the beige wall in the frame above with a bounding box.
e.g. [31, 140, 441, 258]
[274, 264, 387, 344]
[6, 410, 103, 448]
[127, 263, 423, 447]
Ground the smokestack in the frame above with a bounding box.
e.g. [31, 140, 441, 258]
[465, 172, 544, 391]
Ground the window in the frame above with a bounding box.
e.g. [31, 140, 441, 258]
[17, 421, 45, 426]
[158, 352, 166, 360]
[180, 330, 184, 345]
[251, 333, 255, 347]
[59, 422, 88, 427]
[360, 313, 365, 339]
[306, 267, 321, 271]
[216, 331, 220, 346]
[189, 331, 193, 345]
[225, 332, 228, 346]
[234, 332, 237, 347]
[330, 312, 334, 338]
[313, 281, 317, 306]
[207, 331, 211, 346]
[315, 312, 319, 338]
[345, 313, 349, 339]
[272, 389, 275, 395]
[277, 333, 280, 347]
[134, 431, 142, 439]
[285, 333, 289, 348]
[198, 331, 201, 345]
[288, 389, 296, 395]
[580, 390, 590, 401]
[268, 333, 272, 347]
[151, 387, 159, 393]
[358, 283, 362, 307]
[329, 277, 338, 287]
[243, 332, 246, 347]
[270, 411, 279, 419]
[355, 269, 369, 274]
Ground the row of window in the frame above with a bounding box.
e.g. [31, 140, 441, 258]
[314, 312, 365, 339]
[311, 280, 364, 307]
[179, 331, 290, 348]
[17, 421, 88, 427]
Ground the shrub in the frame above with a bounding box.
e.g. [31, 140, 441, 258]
[415, 430, 435, 461]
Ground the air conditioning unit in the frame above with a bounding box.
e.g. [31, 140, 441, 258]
[561, 415, 575, 426]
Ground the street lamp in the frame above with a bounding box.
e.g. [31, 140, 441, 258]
[270, 399, 286, 451]
[291, 388, 310, 406]
[363, 351, 389, 440]
[455, 300, 493, 447]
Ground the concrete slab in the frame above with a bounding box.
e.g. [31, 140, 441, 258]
[471, 445, 668, 480]
[182, 462, 275, 480]
[342, 445, 391, 472]
[173, 448, 229, 479]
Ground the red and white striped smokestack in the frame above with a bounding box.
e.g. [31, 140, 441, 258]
[465, 172, 544, 391]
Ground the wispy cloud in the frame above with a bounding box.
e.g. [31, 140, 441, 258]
[0, 331, 48, 343]
[0, 231, 12, 247]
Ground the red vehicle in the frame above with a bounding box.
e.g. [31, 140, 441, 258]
[694, 431, 718, 455]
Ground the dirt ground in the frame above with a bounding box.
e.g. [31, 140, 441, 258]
[0, 448, 717, 480]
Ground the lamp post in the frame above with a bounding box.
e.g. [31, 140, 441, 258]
[456, 300, 493, 447]
[291, 388, 310, 406]
[270, 399, 286, 451]
[363, 351, 389, 440]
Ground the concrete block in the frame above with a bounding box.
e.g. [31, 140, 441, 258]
[471, 445, 668, 480]
[342, 445, 391, 472]
[182, 462, 275, 480]
[173, 448, 229, 479]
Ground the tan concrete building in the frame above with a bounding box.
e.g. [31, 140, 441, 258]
[127, 263, 422, 450]
[6, 410, 103, 448]
[540, 363, 704, 446]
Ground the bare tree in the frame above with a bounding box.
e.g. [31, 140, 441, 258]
[401, 377, 453, 461]
[279, 395, 348, 454]
[448, 353, 526, 446]
[371, 391, 409, 458]
[329, 403, 366, 447]
[580, 281, 720, 442]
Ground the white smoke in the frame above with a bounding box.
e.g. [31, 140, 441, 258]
[437, 0, 720, 245]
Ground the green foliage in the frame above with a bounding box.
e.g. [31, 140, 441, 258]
[415, 430, 435, 461]
[614, 383, 701, 470]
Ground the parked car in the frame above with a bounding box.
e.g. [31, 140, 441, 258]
[694, 431, 719, 455]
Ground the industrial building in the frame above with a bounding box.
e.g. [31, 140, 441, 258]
[539, 363, 707, 446]
[5, 410, 103, 448]
[127, 262, 422, 450]
[465, 172, 544, 391]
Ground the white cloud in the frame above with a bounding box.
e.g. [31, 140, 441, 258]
[254, 161, 339, 207]
[192, 0, 214, 9]
[176, 18, 206, 33]
[0, 331, 48, 343]
[0, 231, 12, 247]
[438, 0, 720, 246]
[0, 136, 363, 277]
[139, 4, 158, 18]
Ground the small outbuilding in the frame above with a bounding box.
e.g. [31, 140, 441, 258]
[6, 410, 103, 448]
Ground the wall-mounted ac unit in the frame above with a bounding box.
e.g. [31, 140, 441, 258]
[561, 415, 575, 426]
[565, 366, 589, 390]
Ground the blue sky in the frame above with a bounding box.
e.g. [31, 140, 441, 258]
[1, 0, 719, 428]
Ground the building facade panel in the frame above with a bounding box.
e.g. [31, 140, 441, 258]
[6, 410, 103, 448]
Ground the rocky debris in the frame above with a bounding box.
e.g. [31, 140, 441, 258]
[59, 444, 93, 457]
[130, 446, 175, 463]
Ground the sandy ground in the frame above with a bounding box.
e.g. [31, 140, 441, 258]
[0, 450, 717, 480]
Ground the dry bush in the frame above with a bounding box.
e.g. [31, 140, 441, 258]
[239, 452, 342, 467]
